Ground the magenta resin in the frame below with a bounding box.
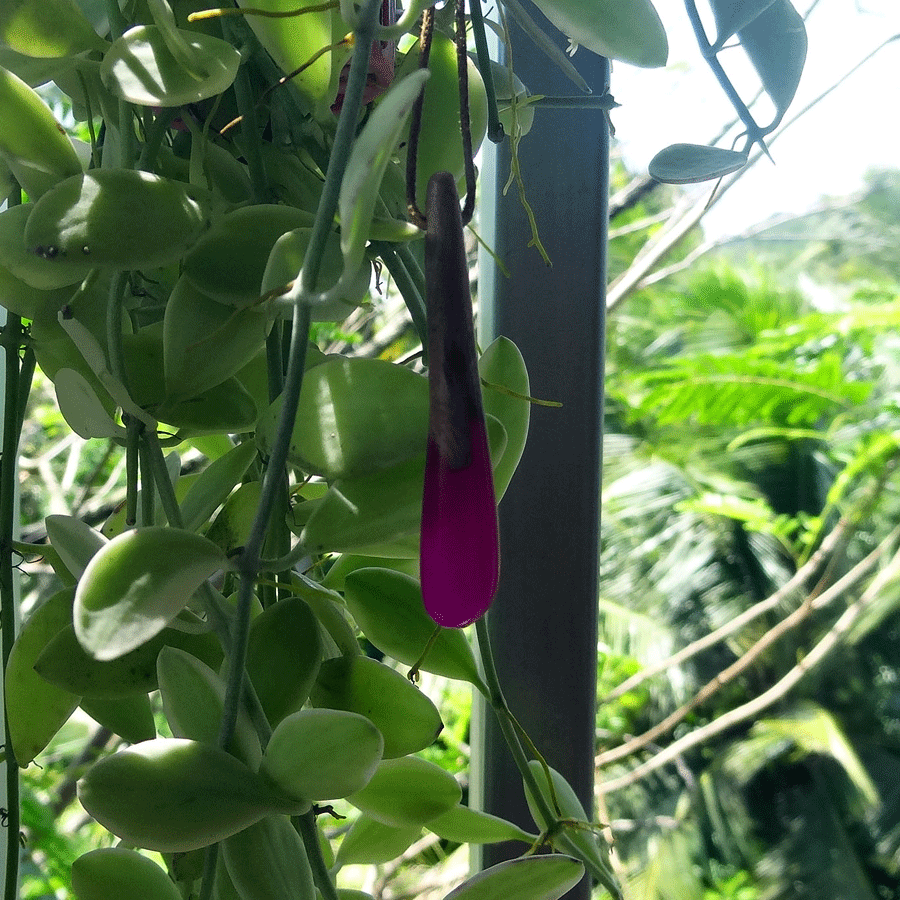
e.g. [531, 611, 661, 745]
[420, 173, 499, 628]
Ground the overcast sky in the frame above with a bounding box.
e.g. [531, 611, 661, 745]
[607, 1, 900, 237]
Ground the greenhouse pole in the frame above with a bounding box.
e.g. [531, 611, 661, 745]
[473, 10, 610, 899]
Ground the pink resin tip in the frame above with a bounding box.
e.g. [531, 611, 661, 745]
[420, 420, 499, 628]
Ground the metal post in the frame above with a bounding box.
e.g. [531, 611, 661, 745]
[473, 8, 610, 899]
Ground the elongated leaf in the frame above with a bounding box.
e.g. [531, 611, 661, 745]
[737, 0, 807, 129]
[179, 439, 258, 533]
[427, 804, 535, 845]
[709, 0, 779, 50]
[339, 70, 429, 276]
[649, 143, 747, 185]
[442, 856, 584, 900]
[5, 588, 80, 765]
[531, 0, 667, 67]
[222, 816, 315, 900]
[0, 64, 83, 198]
[74, 527, 227, 660]
[54, 368, 125, 439]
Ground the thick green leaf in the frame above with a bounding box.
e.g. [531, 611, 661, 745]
[245, 596, 323, 725]
[35, 619, 223, 696]
[101, 24, 240, 106]
[157, 646, 262, 767]
[442, 856, 584, 900]
[5, 588, 80, 765]
[261, 227, 370, 321]
[737, 0, 807, 129]
[342, 568, 485, 687]
[77, 738, 302, 851]
[0, 0, 107, 57]
[235, 0, 347, 109]
[54, 368, 125, 439]
[222, 816, 315, 900]
[0, 65, 83, 198]
[74, 526, 227, 660]
[0, 203, 84, 290]
[24, 170, 208, 276]
[709, 0, 779, 50]
[523, 761, 619, 897]
[531, 0, 667, 67]
[426, 804, 536, 845]
[262, 708, 383, 802]
[310, 655, 443, 758]
[79, 694, 157, 745]
[479, 337, 530, 499]
[649, 143, 748, 185]
[204, 481, 262, 553]
[179, 439, 258, 533]
[335, 815, 422, 865]
[257, 357, 429, 479]
[347, 756, 461, 827]
[45, 514, 107, 580]
[182, 205, 314, 307]
[164, 277, 271, 402]
[72, 848, 182, 900]
[339, 70, 429, 276]
[299, 414, 506, 558]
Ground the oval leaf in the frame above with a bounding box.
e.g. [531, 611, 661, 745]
[342, 568, 484, 687]
[442, 855, 584, 900]
[257, 357, 429, 479]
[24, 170, 208, 276]
[262, 708, 384, 802]
[532, 0, 667, 67]
[79, 694, 157, 745]
[5, 588, 80, 765]
[72, 848, 182, 900]
[101, 24, 241, 107]
[0, 0, 106, 58]
[74, 527, 227, 660]
[347, 756, 461, 828]
[649, 143, 748, 184]
[336, 815, 422, 866]
[245, 596, 323, 725]
[45, 514, 108, 580]
[77, 738, 302, 851]
[310, 655, 443, 758]
[54, 367, 125, 439]
[157, 646, 262, 767]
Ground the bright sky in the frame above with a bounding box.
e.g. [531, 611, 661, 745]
[608, 1, 900, 238]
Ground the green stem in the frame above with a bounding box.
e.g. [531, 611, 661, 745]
[474, 615, 612, 884]
[142, 430, 185, 529]
[139, 432, 156, 526]
[106, 271, 131, 394]
[296, 810, 339, 900]
[227, 19, 270, 205]
[0, 312, 24, 900]
[468, 0, 504, 142]
[370, 242, 428, 355]
[124, 418, 140, 527]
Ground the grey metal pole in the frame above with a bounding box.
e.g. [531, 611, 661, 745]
[473, 7, 610, 899]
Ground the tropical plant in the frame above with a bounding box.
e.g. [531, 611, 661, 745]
[0, 1, 813, 899]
